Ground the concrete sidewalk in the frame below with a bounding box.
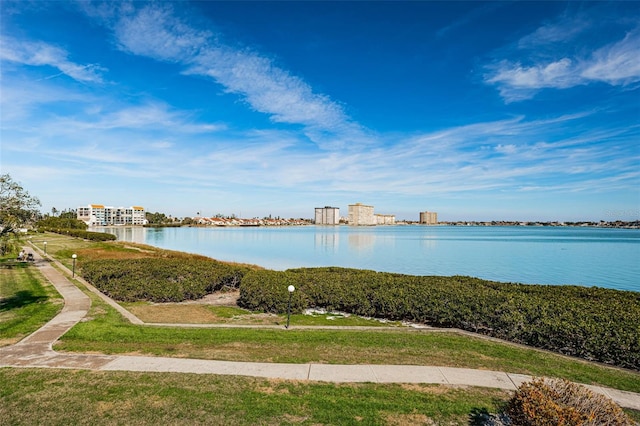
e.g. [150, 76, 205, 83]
[2, 245, 639, 410]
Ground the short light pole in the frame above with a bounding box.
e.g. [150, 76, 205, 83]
[286, 285, 295, 329]
[72, 254, 77, 278]
[43, 241, 47, 255]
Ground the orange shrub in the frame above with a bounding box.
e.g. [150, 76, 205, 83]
[506, 377, 634, 425]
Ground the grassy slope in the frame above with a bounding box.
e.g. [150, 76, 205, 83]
[0, 257, 63, 345]
[0, 368, 511, 425]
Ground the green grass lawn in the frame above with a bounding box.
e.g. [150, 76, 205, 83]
[0, 256, 63, 346]
[0, 368, 511, 425]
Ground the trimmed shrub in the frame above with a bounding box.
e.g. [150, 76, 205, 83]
[36, 217, 87, 230]
[506, 377, 634, 425]
[39, 228, 117, 241]
[237, 269, 308, 313]
[238, 267, 640, 370]
[81, 258, 248, 302]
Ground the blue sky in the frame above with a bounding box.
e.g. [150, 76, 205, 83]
[1, 1, 639, 221]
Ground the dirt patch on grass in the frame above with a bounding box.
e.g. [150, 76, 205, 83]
[382, 413, 436, 425]
[77, 247, 150, 261]
[129, 290, 239, 323]
[180, 290, 240, 306]
[399, 384, 463, 394]
[126, 291, 284, 325]
[256, 384, 290, 395]
[127, 305, 283, 325]
[121, 245, 156, 254]
[125, 290, 241, 323]
[127, 305, 221, 324]
[0, 337, 21, 346]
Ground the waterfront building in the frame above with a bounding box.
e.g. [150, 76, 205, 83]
[348, 203, 376, 226]
[315, 206, 340, 225]
[77, 204, 146, 226]
[420, 211, 438, 225]
[376, 214, 396, 225]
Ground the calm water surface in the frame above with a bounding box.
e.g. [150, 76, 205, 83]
[97, 225, 639, 292]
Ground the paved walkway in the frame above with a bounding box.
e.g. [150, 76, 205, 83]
[2, 246, 639, 410]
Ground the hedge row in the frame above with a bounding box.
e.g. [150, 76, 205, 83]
[238, 267, 640, 370]
[39, 228, 117, 241]
[81, 258, 248, 302]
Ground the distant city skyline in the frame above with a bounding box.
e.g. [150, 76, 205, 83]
[1, 1, 639, 222]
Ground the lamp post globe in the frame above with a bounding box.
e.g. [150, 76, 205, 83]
[286, 285, 295, 329]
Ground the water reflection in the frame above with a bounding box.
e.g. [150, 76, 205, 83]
[348, 233, 376, 249]
[419, 238, 437, 249]
[314, 231, 339, 252]
[99, 226, 147, 243]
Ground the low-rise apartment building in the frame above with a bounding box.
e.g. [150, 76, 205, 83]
[77, 204, 146, 226]
[376, 214, 396, 225]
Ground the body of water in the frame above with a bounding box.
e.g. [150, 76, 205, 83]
[96, 225, 639, 292]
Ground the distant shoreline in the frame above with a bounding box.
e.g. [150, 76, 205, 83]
[107, 220, 640, 230]
[437, 220, 639, 229]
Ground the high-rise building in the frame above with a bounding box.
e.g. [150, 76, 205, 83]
[420, 211, 438, 225]
[315, 206, 340, 225]
[348, 203, 376, 226]
[77, 204, 146, 226]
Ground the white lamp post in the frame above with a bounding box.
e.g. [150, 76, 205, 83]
[43, 241, 47, 255]
[286, 285, 295, 329]
[72, 254, 77, 277]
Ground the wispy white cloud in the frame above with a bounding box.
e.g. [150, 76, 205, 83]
[4, 82, 637, 211]
[372, 113, 639, 196]
[486, 58, 577, 101]
[4, 95, 225, 136]
[485, 10, 640, 102]
[188, 49, 350, 130]
[0, 36, 106, 83]
[517, 13, 591, 48]
[71, 3, 634, 197]
[495, 144, 518, 155]
[0, 76, 90, 123]
[114, 4, 210, 62]
[436, 2, 506, 39]
[581, 28, 640, 85]
[79, 102, 226, 133]
[108, 3, 363, 148]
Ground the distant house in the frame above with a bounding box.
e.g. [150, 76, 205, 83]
[210, 217, 227, 226]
